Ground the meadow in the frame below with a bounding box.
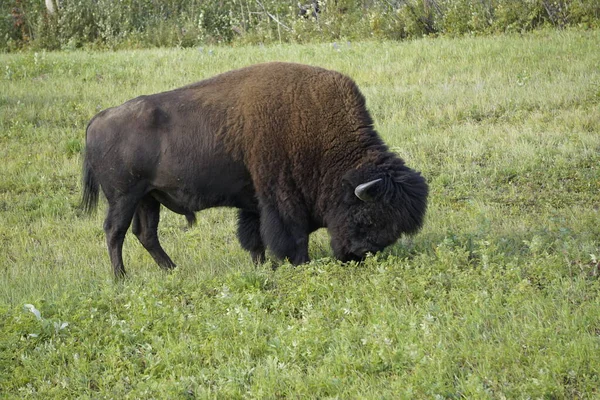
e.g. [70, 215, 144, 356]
[1, 29, 600, 398]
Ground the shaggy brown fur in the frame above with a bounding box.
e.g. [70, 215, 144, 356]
[82, 62, 428, 277]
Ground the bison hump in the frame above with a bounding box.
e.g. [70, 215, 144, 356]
[123, 96, 171, 129]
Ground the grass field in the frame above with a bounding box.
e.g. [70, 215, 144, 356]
[1, 29, 600, 398]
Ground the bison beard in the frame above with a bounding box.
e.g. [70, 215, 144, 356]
[82, 62, 428, 278]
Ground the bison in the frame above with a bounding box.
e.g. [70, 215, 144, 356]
[82, 62, 428, 277]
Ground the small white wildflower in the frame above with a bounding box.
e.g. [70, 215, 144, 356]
[219, 285, 231, 298]
[24, 304, 42, 320]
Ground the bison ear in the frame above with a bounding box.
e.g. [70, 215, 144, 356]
[354, 178, 383, 202]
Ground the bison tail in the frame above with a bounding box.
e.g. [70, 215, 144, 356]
[185, 213, 197, 228]
[81, 157, 99, 215]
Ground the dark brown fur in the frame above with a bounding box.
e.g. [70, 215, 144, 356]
[82, 62, 428, 277]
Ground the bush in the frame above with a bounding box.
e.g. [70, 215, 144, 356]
[1, 0, 599, 51]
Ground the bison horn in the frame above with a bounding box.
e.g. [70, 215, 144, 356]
[354, 178, 383, 202]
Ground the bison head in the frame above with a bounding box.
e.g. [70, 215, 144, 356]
[327, 162, 428, 262]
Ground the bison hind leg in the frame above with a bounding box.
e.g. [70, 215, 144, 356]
[237, 210, 266, 264]
[132, 196, 176, 271]
[104, 197, 140, 278]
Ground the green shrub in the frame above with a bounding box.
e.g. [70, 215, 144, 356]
[0, 0, 599, 51]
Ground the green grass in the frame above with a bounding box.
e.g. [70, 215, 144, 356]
[1, 29, 600, 398]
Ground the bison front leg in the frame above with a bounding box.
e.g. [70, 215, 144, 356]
[132, 196, 176, 270]
[237, 210, 266, 264]
[260, 204, 309, 265]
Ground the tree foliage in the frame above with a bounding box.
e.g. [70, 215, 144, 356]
[1, 0, 599, 50]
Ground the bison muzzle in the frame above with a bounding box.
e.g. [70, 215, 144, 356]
[82, 62, 428, 277]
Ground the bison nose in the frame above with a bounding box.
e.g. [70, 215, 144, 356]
[354, 253, 368, 261]
[344, 252, 367, 262]
[351, 245, 383, 260]
[338, 252, 363, 263]
[354, 245, 372, 256]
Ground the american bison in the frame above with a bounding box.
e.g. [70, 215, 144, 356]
[82, 62, 428, 277]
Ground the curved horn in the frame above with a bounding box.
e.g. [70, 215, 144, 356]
[354, 178, 383, 202]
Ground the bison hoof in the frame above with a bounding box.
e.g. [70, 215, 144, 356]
[251, 251, 266, 265]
